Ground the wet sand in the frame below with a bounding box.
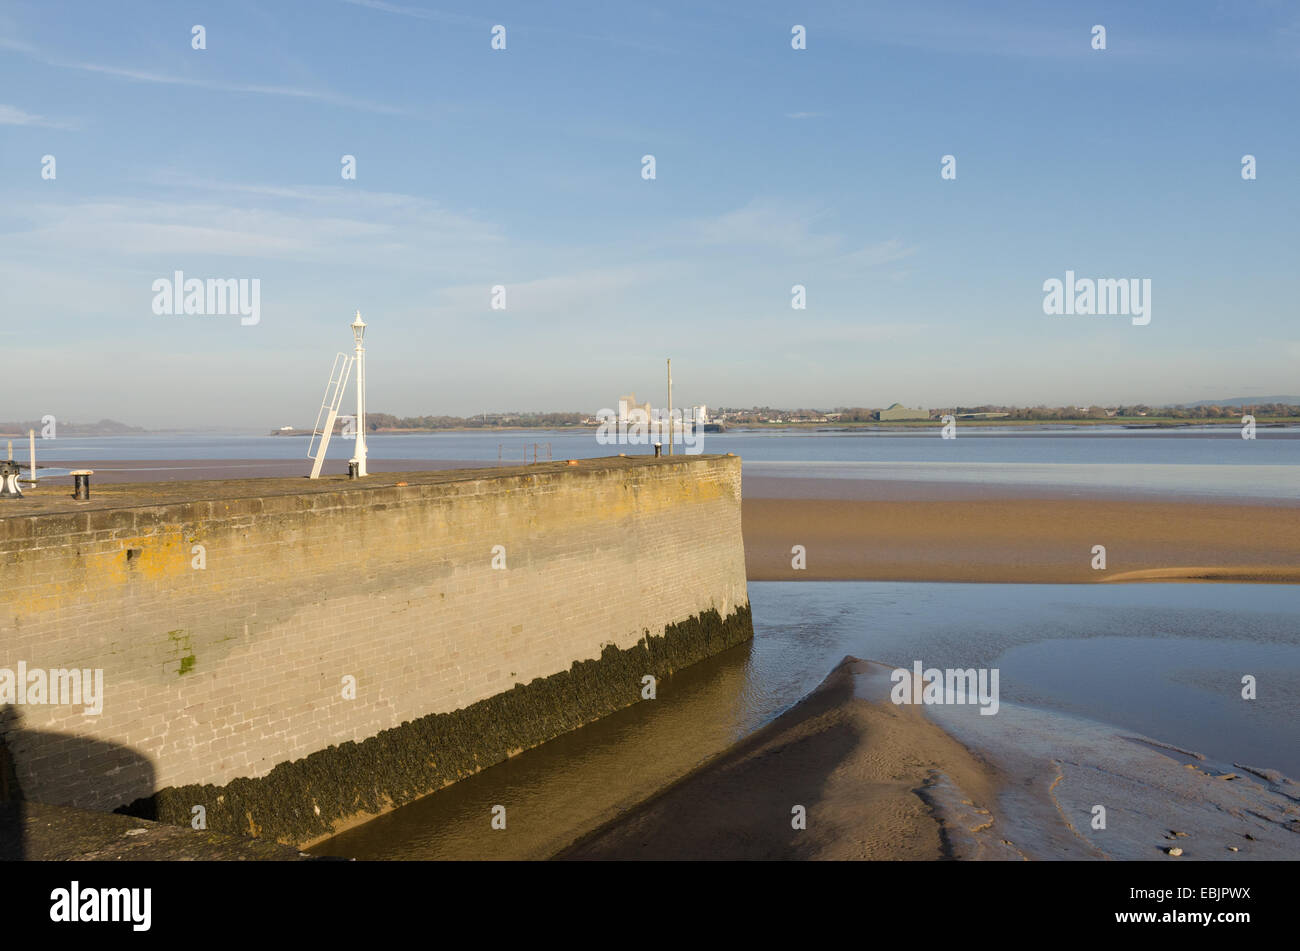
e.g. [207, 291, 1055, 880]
[743, 478, 1300, 584]
[557, 658, 1008, 860]
[559, 658, 1300, 861]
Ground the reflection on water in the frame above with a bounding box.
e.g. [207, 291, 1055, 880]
[312, 641, 762, 860]
[312, 582, 1300, 860]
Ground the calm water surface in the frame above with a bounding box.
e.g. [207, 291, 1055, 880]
[35, 428, 1300, 500]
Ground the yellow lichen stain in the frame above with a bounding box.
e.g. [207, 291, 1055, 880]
[118, 530, 191, 584]
[6, 461, 737, 618]
[7, 527, 192, 617]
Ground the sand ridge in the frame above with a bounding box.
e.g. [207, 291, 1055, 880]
[556, 657, 1009, 860]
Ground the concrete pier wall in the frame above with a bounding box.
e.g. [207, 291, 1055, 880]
[0, 455, 751, 843]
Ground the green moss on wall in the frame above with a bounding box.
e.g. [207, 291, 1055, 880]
[116, 603, 753, 846]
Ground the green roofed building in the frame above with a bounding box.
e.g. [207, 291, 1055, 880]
[877, 403, 930, 421]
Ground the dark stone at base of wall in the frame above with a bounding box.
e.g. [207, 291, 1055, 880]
[1, 801, 314, 861]
[116, 604, 753, 846]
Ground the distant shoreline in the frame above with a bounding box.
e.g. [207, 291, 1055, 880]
[6, 419, 1296, 439]
[264, 418, 1298, 437]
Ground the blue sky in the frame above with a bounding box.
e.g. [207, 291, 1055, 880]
[1, 0, 1297, 427]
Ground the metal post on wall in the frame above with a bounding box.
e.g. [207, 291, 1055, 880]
[349, 310, 368, 477]
[667, 357, 673, 456]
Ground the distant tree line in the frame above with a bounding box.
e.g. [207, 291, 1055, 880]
[928, 404, 1300, 419]
[715, 403, 1300, 422]
[365, 411, 585, 431]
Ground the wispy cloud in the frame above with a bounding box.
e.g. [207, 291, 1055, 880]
[830, 238, 917, 270]
[5, 187, 503, 265]
[690, 198, 840, 256]
[338, 0, 477, 26]
[0, 103, 75, 129]
[337, 0, 676, 55]
[784, 111, 826, 120]
[0, 37, 408, 116]
[687, 200, 917, 274]
[432, 264, 666, 320]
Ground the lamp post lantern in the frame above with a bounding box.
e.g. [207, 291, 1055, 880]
[350, 310, 368, 477]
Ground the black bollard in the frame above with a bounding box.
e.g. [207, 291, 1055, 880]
[71, 469, 93, 500]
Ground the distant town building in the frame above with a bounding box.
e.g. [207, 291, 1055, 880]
[877, 403, 930, 421]
[616, 396, 708, 428]
[617, 394, 653, 423]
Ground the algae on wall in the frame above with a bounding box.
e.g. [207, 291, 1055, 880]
[117, 604, 754, 845]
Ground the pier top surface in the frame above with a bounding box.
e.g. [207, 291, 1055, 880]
[0, 454, 735, 520]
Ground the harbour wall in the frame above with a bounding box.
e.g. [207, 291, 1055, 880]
[0, 455, 751, 844]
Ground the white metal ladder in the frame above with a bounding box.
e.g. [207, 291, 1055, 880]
[308, 352, 355, 479]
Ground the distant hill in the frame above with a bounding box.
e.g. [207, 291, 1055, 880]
[1180, 397, 1300, 408]
[0, 418, 146, 436]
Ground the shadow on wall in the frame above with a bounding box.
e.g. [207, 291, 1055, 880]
[0, 705, 156, 861]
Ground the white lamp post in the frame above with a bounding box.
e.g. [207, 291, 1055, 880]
[350, 310, 368, 477]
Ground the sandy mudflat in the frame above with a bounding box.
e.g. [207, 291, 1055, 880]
[556, 658, 1009, 860]
[742, 480, 1300, 584]
[557, 658, 1300, 861]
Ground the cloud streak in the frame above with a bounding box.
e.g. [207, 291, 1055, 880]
[0, 37, 408, 116]
[0, 103, 75, 129]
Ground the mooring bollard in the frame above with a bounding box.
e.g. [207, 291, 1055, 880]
[0, 460, 23, 499]
[71, 469, 93, 500]
[348, 461, 359, 479]
[653, 443, 662, 457]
